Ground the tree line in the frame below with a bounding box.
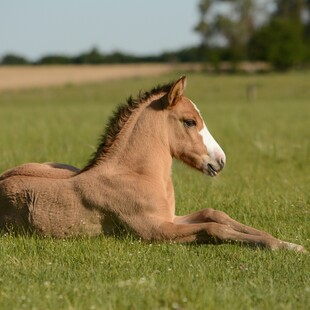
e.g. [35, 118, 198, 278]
[2, 0, 310, 70]
[0, 47, 200, 66]
[195, 0, 310, 70]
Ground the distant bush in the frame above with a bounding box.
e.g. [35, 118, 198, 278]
[36, 55, 73, 65]
[1, 54, 29, 65]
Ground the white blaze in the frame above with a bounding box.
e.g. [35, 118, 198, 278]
[191, 101, 226, 162]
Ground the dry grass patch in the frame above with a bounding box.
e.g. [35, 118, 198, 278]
[0, 64, 188, 91]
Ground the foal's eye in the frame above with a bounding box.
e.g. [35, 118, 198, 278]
[183, 119, 197, 128]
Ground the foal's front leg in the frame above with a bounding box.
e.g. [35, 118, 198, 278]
[171, 208, 306, 252]
[157, 221, 282, 249]
[175, 208, 270, 236]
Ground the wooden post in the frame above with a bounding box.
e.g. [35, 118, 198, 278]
[246, 84, 257, 103]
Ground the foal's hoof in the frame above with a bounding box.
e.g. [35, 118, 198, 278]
[280, 241, 307, 253]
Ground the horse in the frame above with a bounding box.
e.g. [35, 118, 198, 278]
[0, 76, 306, 252]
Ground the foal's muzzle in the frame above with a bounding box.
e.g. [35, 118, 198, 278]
[203, 155, 225, 177]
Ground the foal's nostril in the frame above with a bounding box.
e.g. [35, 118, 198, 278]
[213, 150, 226, 170]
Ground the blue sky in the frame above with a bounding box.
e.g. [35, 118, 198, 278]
[0, 0, 200, 60]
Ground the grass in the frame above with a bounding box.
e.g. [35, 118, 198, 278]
[0, 71, 309, 309]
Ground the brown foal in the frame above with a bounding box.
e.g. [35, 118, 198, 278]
[0, 76, 306, 252]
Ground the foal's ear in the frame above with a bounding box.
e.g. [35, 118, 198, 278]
[167, 75, 187, 107]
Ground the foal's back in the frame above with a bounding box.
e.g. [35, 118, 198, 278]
[0, 162, 79, 181]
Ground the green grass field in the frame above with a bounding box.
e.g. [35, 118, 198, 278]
[0, 72, 309, 310]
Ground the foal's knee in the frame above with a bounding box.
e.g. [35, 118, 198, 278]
[202, 208, 230, 224]
[201, 208, 214, 220]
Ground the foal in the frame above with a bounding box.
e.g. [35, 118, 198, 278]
[0, 76, 306, 252]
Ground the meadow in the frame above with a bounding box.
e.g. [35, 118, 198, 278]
[0, 71, 309, 309]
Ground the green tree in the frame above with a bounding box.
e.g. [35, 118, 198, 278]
[194, 0, 265, 66]
[273, 0, 304, 20]
[74, 47, 105, 64]
[249, 18, 305, 70]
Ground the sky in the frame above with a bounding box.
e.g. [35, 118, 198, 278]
[0, 0, 201, 61]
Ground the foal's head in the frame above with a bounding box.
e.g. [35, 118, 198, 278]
[165, 76, 226, 177]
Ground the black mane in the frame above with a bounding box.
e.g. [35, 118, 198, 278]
[81, 81, 174, 171]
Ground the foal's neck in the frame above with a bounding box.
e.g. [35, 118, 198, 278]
[101, 96, 172, 181]
[119, 107, 171, 180]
